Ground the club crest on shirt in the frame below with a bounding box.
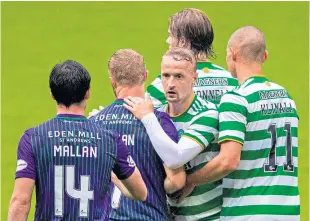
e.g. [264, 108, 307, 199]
[177, 129, 184, 141]
[16, 159, 27, 172]
[127, 156, 136, 167]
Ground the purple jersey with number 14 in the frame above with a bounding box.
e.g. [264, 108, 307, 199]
[15, 114, 135, 221]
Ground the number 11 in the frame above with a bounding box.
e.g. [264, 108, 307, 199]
[264, 123, 294, 172]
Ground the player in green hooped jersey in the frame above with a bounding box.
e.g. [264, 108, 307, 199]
[146, 9, 238, 107]
[124, 47, 221, 221]
[183, 26, 300, 221]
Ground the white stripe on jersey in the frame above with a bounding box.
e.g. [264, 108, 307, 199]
[175, 206, 221, 221]
[169, 185, 222, 207]
[223, 176, 298, 189]
[246, 117, 298, 131]
[220, 215, 300, 221]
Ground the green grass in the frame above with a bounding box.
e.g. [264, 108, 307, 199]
[1, 2, 309, 220]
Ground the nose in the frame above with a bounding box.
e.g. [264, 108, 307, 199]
[167, 76, 176, 88]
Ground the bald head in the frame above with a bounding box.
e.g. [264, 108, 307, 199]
[228, 26, 266, 63]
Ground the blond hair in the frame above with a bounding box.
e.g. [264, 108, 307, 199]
[108, 49, 146, 86]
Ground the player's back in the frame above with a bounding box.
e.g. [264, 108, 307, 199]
[92, 99, 177, 221]
[219, 76, 300, 220]
[24, 114, 121, 221]
[146, 62, 238, 107]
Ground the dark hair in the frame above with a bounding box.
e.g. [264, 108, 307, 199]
[169, 8, 215, 60]
[49, 60, 91, 107]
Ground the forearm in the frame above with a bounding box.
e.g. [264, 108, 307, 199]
[8, 199, 30, 221]
[164, 165, 186, 193]
[141, 113, 201, 168]
[187, 154, 234, 186]
[112, 173, 136, 200]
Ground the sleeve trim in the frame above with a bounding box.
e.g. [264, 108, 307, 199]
[182, 134, 206, 150]
[15, 174, 36, 180]
[218, 138, 244, 145]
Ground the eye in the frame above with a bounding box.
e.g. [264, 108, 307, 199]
[176, 74, 183, 79]
[162, 73, 169, 78]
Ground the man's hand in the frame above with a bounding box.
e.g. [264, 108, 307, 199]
[175, 183, 196, 203]
[88, 106, 104, 118]
[123, 96, 154, 120]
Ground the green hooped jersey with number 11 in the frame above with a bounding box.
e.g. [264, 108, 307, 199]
[218, 75, 300, 221]
[146, 62, 239, 107]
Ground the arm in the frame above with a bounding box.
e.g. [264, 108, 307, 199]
[113, 135, 147, 201]
[156, 112, 186, 193]
[164, 166, 186, 194]
[118, 168, 147, 201]
[8, 130, 36, 221]
[8, 178, 35, 221]
[186, 92, 248, 186]
[111, 172, 132, 198]
[187, 141, 242, 186]
[123, 97, 202, 168]
[111, 169, 146, 200]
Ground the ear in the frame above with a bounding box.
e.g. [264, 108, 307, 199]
[144, 70, 149, 82]
[178, 37, 189, 48]
[262, 50, 268, 63]
[110, 76, 117, 89]
[50, 91, 55, 100]
[85, 89, 90, 100]
[231, 48, 237, 62]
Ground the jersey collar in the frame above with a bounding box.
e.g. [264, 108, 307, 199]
[56, 114, 87, 121]
[113, 98, 125, 105]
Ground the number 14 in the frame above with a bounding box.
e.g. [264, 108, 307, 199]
[54, 165, 94, 217]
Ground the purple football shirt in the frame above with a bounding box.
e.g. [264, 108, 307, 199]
[15, 114, 135, 220]
[91, 99, 178, 221]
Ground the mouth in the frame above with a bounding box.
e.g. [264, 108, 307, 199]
[166, 91, 177, 96]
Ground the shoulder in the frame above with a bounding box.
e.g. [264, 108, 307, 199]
[96, 126, 120, 141]
[186, 97, 219, 121]
[193, 96, 218, 113]
[220, 90, 248, 109]
[19, 127, 35, 142]
[229, 77, 288, 101]
[196, 65, 238, 86]
[27, 118, 55, 137]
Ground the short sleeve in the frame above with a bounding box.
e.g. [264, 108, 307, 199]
[182, 109, 219, 149]
[113, 135, 136, 180]
[15, 129, 36, 180]
[218, 92, 248, 145]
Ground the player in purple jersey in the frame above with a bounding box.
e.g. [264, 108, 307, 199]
[90, 49, 186, 221]
[8, 60, 147, 221]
